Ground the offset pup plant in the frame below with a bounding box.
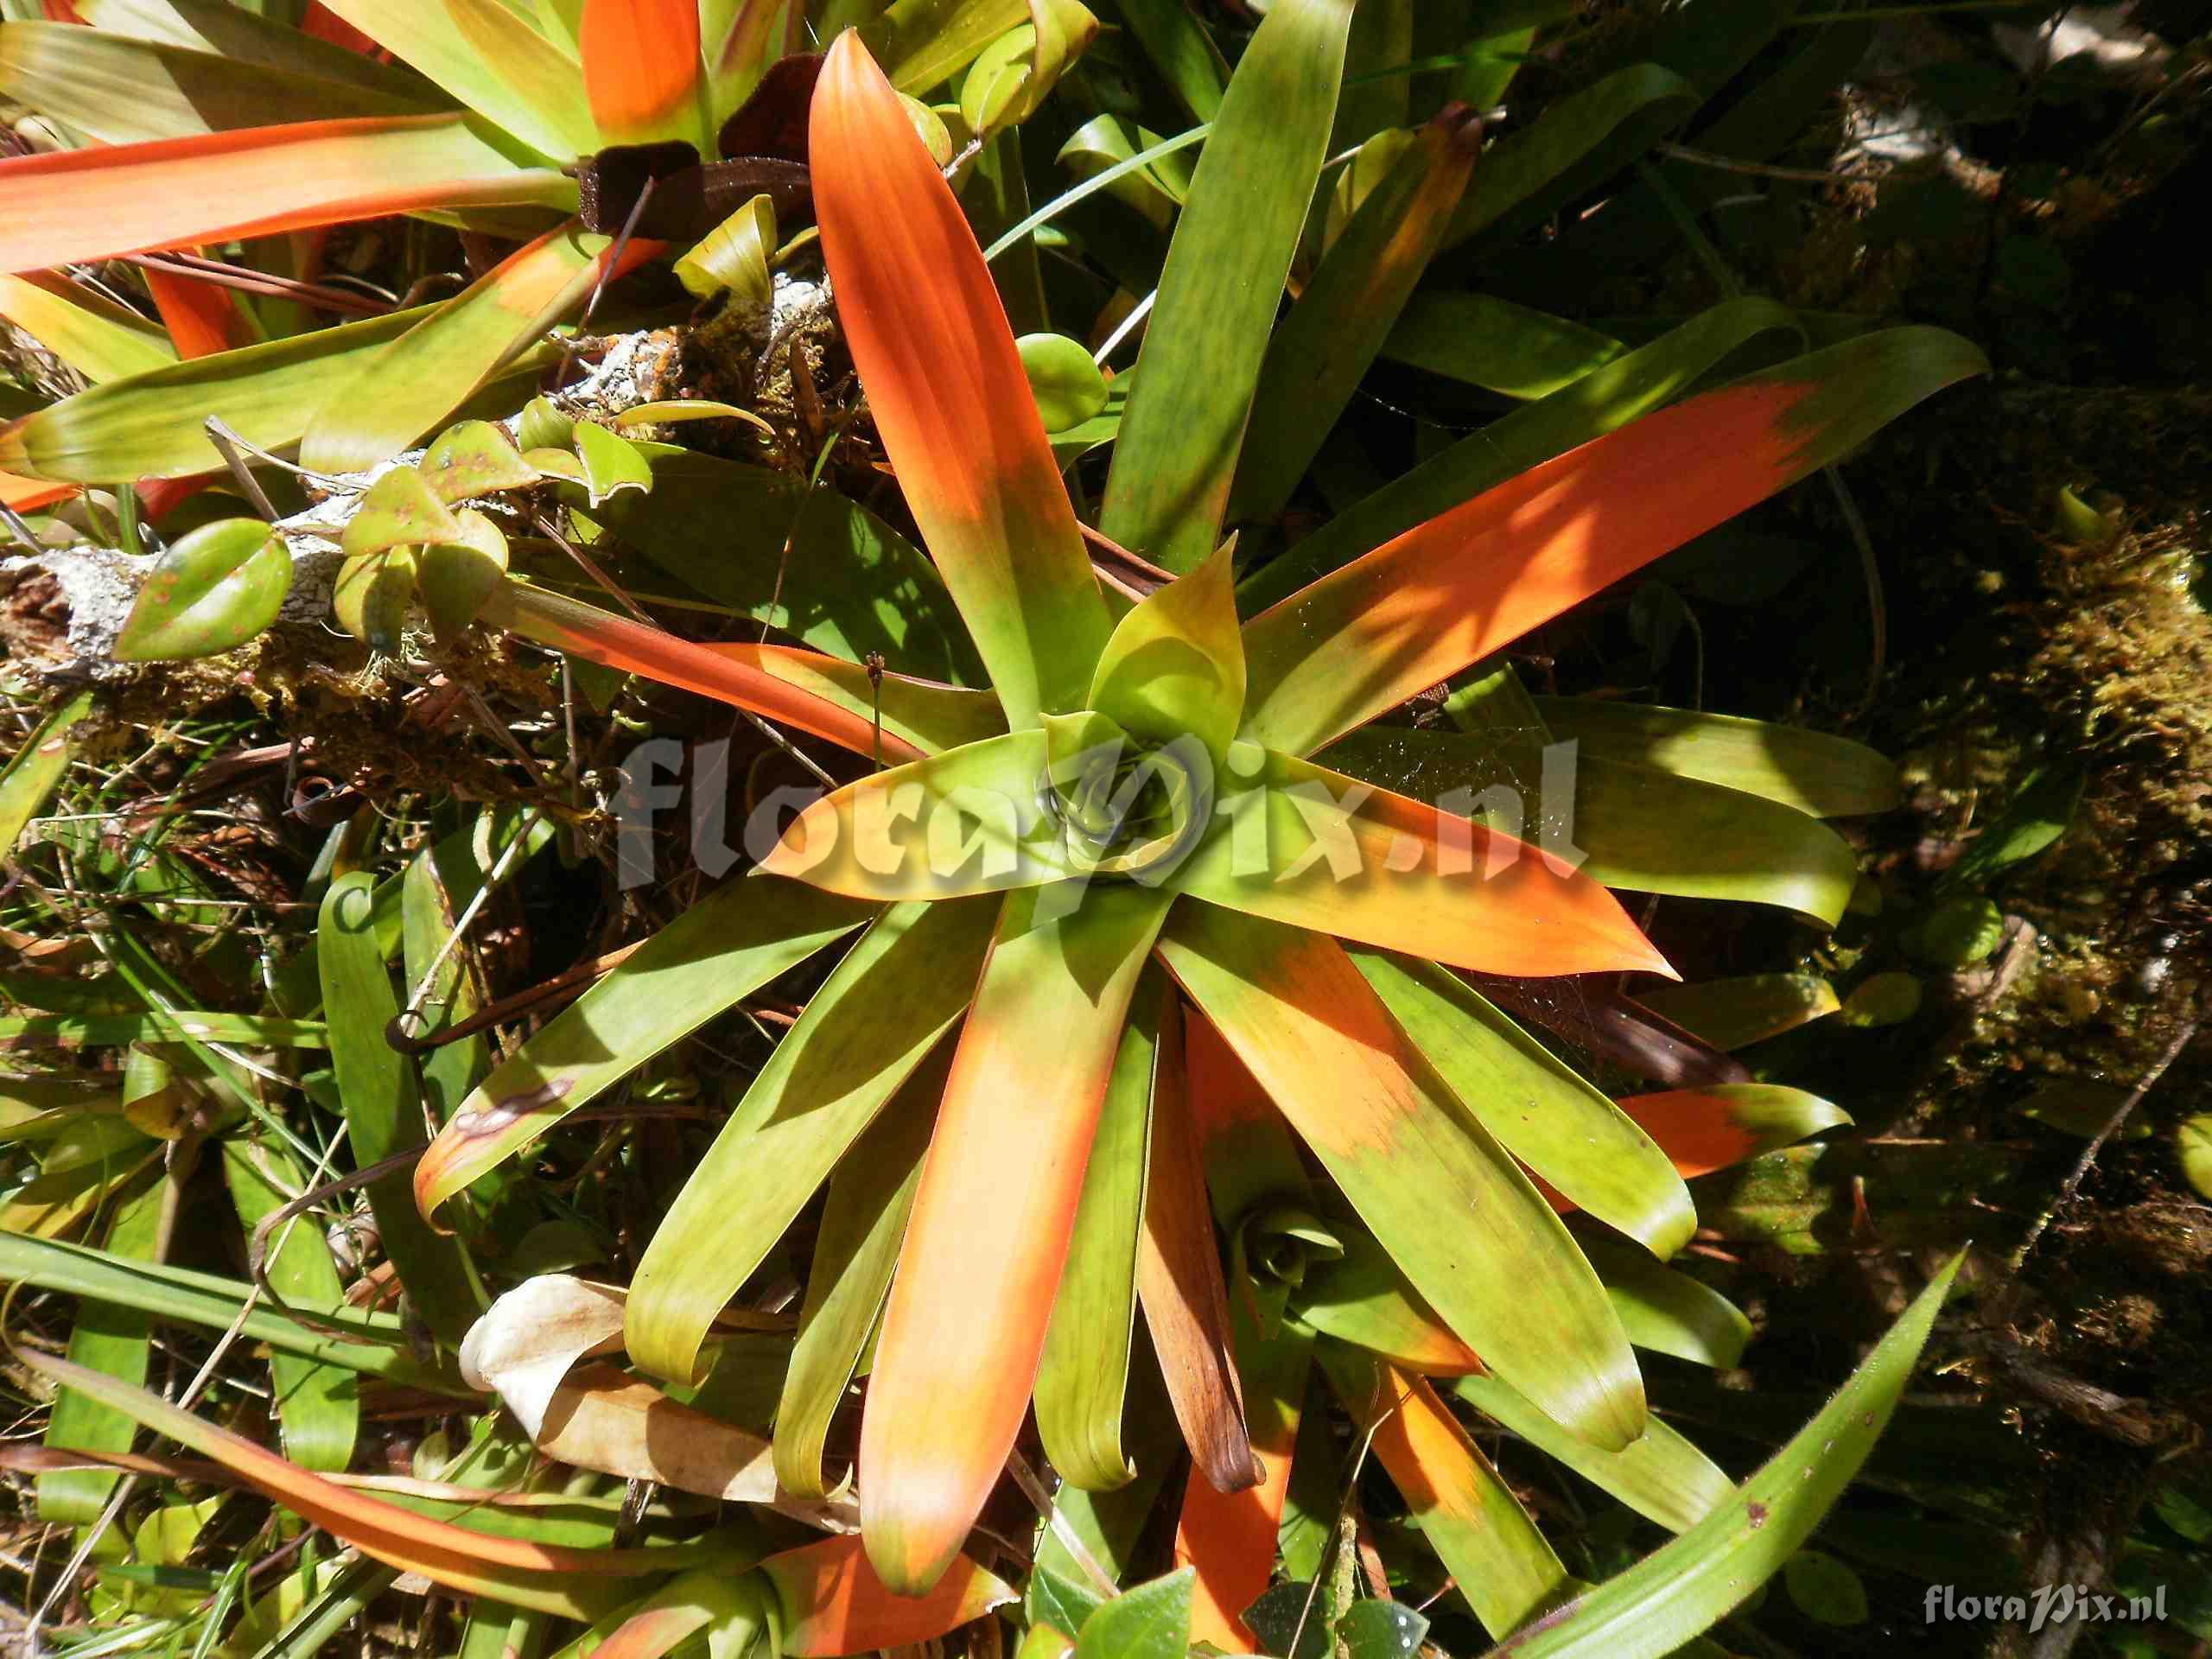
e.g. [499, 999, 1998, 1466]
[404, 11, 1986, 1613]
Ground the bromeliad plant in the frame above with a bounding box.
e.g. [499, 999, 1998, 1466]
[405, 15, 1986, 1612]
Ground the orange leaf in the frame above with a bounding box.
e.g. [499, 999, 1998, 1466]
[0, 116, 573, 276]
[1138, 996, 1261, 1496]
[302, 3, 383, 56]
[142, 261, 253, 359]
[482, 581, 921, 763]
[810, 32, 1109, 729]
[2, 470, 74, 512]
[858, 884, 1170, 1593]
[1613, 1084, 1849, 1180]
[580, 0, 704, 143]
[760, 1535, 1015, 1655]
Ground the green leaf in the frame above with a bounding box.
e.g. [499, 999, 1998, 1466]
[860, 0, 1030, 96]
[1582, 1235, 1752, 1368]
[1319, 726, 1863, 926]
[1036, 969, 1160, 1491]
[414, 876, 872, 1223]
[0, 303, 448, 484]
[1456, 1373, 1732, 1535]
[1075, 1568, 1195, 1659]
[2178, 1115, 2212, 1204]
[1381, 293, 1625, 401]
[585, 450, 984, 683]
[1635, 974, 1841, 1052]
[1158, 909, 1645, 1452]
[0, 272, 177, 383]
[74, 0, 444, 99]
[38, 1177, 162, 1524]
[1337, 1600, 1429, 1659]
[113, 518, 291, 661]
[772, 1050, 943, 1498]
[0, 689, 91, 859]
[1087, 539, 1245, 762]
[677, 194, 778, 305]
[0, 21, 435, 145]
[219, 1138, 360, 1471]
[573, 420, 657, 505]
[311, 0, 593, 161]
[1491, 1255, 1962, 1659]
[1944, 764, 2083, 888]
[302, 224, 620, 474]
[1783, 1550, 1868, 1626]
[341, 467, 461, 558]
[1019, 333, 1110, 432]
[418, 419, 540, 504]
[1237, 296, 1802, 612]
[1442, 63, 1700, 251]
[333, 548, 417, 652]
[419, 510, 510, 639]
[317, 870, 486, 1346]
[1109, 0, 1224, 121]
[1533, 698, 1901, 818]
[1099, 0, 1354, 575]
[1028, 1566, 1108, 1640]
[1053, 114, 1192, 227]
[1229, 111, 1478, 524]
[625, 896, 998, 1387]
[1351, 951, 1694, 1259]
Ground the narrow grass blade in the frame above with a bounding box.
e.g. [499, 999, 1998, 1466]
[859, 883, 1171, 1593]
[0, 115, 574, 277]
[1228, 108, 1478, 524]
[1532, 699, 1901, 817]
[1483, 1257, 1961, 1659]
[1320, 1350, 1570, 1638]
[1038, 969, 1161, 1492]
[1239, 330, 1988, 756]
[1350, 952, 1694, 1258]
[301, 222, 657, 472]
[772, 1046, 944, 1499]
[415, 876, 871, 1224]
[1174, 750, 1672, 979]
[1160, 908, 1645, 1453]
[811, 32, 1109, 728]
[220, 1138, 359, 1471]
[318, 870, 486, 1346]
[37, 1174, 162, 1523]
[1099, 0, 1353, 575]
[312, 0, 594, 160]
[624, 897, 995, 1388]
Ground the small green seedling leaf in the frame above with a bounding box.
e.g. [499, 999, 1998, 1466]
[334, 548, 417, 652]
[612, 400, 778, 437]
[1243, 1581, 1334, 1659]
[417, 420, 539, 505]
[1945, 765, 2084, 889]
[518, 397, 576, 453]
[340, 466, 461, 559]
[1840, 971, 1923, 1028]
[418, 508, 509, 639]
[675, 194, 778, 306]
[2179, 1115, 2212, 1203]
[1027, 1567, 1107, 1641]
[1074, 1568, 1193, 1659]
[113, 518, 291, 661]
[524, 446, 588, 485]
[1336, 1600, 1429, 1659]
[1018, 334, 1109, 432]
[573, 422, 654, 505]
[1783, 1550, 1869, 1626]
[1907, 895, 2005, 968]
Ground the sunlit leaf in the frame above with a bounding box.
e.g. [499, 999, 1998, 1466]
[112, 518, 290, 660]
